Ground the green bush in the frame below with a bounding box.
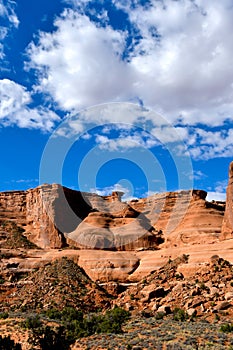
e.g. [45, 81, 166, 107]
[21, 307, 130, 348]
[173, 308, 188, 322]
[65, 306, 130, 339]
[0, 312, 8, 319]
[155, 311, 165, 320]
[23, 315, 42, 329]
[220, 323, 233, 333]
[61, 307, 83, 323]
[46, 308, 62, 320]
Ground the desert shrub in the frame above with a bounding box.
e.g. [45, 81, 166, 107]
[220, 323, 233, 333]
[61, 306, 83, 323]
[23, 315, 42, 329]
[173, 308, 188, 322]
[96, 307, 130, 333]
[22, 307, 130, 348]
[0, 312, 8, 319]
[46, 308, 62, 320]
[65, 306, 130, 338]
[0, 335, 22, 349]
[155, 311, 165, 320]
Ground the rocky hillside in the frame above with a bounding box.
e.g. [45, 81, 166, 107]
[115, 254, 233, 319]
[1, 257, 111, 313]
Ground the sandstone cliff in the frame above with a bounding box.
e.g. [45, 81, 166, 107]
[221, 161, 233, 240]
[0, 183, 228, 250]
[0, 185, 161, 250]
[130, 189, 225, 247]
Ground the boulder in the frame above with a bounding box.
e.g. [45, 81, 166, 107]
[225, 292, 233, 301]
[214, 301, 232, 311]
[157, 305, 171, 314]
[141, 286, 166, 301]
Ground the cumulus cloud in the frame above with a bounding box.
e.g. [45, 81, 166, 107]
[0, 79, 60, 131]
[214, 179, 228, 193]
[0, 0, 19, 27]
[206, 178, 228, 202]
[27, 0, 233, 128]
[188, 127, 233, 159]
[27, 9, 133, 110]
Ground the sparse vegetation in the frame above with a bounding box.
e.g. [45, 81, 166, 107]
[173, 308, 188, 322]
[20, 306, 130, 349]
[0, 220, 39, 249]
[46, 306, 130, 338]
[220, 323, 233, 333]
[22, 315, 42, 329]
[0, 312, 8, 319]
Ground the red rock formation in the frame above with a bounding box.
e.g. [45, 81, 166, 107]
[130, 189, 224, 247]
[0, 184, 226, 250]
[164, 190, 225, 246]
[221, 161, 233, 240]
[66, 207, 162, 250]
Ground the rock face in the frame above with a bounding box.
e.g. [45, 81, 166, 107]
[221, 161, 233, 240]
[0, 185, 163, 250]
[0, 183, 227, 250]
[0, 184, 92, 249]
[66, 206, 163, 250]
[130, 189, 225, 247]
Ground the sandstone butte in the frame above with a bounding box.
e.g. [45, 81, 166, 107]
[0, 161, 233, 283]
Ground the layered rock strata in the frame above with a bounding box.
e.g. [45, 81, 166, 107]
[221, 161, 233, 240]
[130, 189, 225, 247]
[0, 184, 227, 250]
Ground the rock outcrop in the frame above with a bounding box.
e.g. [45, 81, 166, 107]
[66, 206, 163, 250]
[0, 182, 228, 250]
[221, 161, 233, 240]
[130, 189, 225, 247]
[0, 185, 163, 250]
[0, 184, 92, 249]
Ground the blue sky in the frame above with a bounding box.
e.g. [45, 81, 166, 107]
[1, 0, 233, 201]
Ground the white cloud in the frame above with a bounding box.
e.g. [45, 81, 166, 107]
[0, 79, 60, 131]
[185, 169, 206, 181]
[27, 0, 233, 130]
[95, 131, 158, 151]
[151, 126, 190, 144]
[188, 128, 233, 159]
[27, 9, 134, 110]
[206, 178, 227, 202]
[206, 192, 226, 202]
[127, 0, 233, 125]
[0, 0, 19, 27]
